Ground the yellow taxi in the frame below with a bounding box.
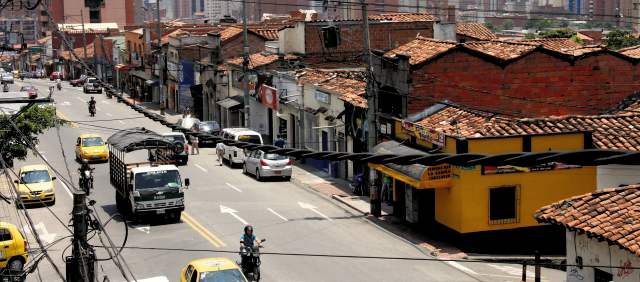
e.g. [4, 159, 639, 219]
[12, 70, 19, 79]
[75, 134, 109, 162]
[15, 164, 56, 205]
[0, 222, 28, 271]
[181, 258, 247, 282]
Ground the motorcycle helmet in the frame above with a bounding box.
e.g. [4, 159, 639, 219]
[244, 225, 253, 234]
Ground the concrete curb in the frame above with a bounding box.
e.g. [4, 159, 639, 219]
[331, 194, 369, 216]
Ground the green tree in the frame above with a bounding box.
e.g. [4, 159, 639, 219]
[524, 33, 537, 39]
[0, 105, 64, 165]
[484, 22, 495, 31]
[538, 28, 576, 38]
[604, 29, 640, 50]
[502, 19, 514, 30]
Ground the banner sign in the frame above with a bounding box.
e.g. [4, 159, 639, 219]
[401, 120, 446, 147]
[259, 84, 278, 110]
[482, 163, 581, 175]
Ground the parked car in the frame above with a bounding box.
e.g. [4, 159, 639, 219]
[177, 116, 200, 131]
[156, 132, 189, 165]
[49, 71, 62, 81]
[194, 121, 220, 146]
[0, 222, 29, 272]
[83, 77, 102, 94]
[70, 75, 87, 87]
[2, 73, 14, 84]
[220, 128, 263, 166]
[19, 85, 37, 99]
[243, 150, 292, 181]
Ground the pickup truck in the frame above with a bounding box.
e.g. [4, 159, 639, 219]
[107, 127, 189, 222]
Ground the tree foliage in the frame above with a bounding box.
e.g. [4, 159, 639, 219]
[604, 29, 640, 50]
[538, 29, 576, 39]
[0, 105, 64, 164]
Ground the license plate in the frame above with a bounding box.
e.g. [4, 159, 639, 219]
[156, 209, 165, 214]
[274, 171, 282, 175]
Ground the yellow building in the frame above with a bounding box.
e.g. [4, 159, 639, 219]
[373, 103, 598, 253]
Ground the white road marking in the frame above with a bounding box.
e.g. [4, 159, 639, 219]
[75, 97, 86, 102]
[96, 107, 102, 111]
[487, 263, 535, 278]
[101, 100, 109, 104]
[195, 164, 208, 172]
[220, 205, 248, 225]
[446, 261, 478, 276]
[118, 120, 125, 124]
[298, 202, 332, 221]
[225, 182, 242, 192]
[267, 208, 288, 221]
[58, 101, 72, 106]
[131, 224, 151, 234]
[133, 276, 169, 282]
[106, 113, 113, 117]
[58, 179, 74, 198]
[23, 222, 57, 244]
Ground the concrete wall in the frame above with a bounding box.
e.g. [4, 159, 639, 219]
[278, 22, 305, 55]
[597, 165, 640, 190]
[565, 230, 640, 282]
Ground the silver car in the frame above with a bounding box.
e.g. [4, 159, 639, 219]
[2, 73, 14, 84]
[243, 150, 292, 181]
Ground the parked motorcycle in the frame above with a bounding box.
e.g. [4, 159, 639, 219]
[239, 239, 265, 282]
[350, 173, 365, 196]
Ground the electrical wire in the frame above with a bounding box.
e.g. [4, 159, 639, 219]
[0, 158, 67, 282]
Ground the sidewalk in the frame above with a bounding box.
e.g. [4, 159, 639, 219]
[290, 164, 467, 259]
[117, 92, 182, 124]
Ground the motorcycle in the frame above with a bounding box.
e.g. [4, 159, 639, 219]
[350, 173, 365, 196]
[239, 239, 265, 282]
[88, 104, 96, 117]
[56, 82, 61, 91]
[78, 168, 94, 195]
[2, 83, 8, 92]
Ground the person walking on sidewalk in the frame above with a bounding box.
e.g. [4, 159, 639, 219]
[216, 142, 224, 166]
[190, 134, 199, 155]
[381, 174, 392, 204]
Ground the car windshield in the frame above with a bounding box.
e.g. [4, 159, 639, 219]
[199, 269, 245, 282]
[180, 118, 199, 129]
[238, 135, 261, 144]
[166, 135, 186, 143]
[200, 122, 220, 131]
[264, 153, 287, 160]
[82, 137, 104, 147]
[20, 86, 34, 91]
[134, 170, 181, 190]
[21, 170, 51, 184]
[87, 78, 97, 83]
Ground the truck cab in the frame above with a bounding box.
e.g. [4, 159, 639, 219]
[123, 165, 188, 221]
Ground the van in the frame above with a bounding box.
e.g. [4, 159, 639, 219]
[220, 128, 263, 165]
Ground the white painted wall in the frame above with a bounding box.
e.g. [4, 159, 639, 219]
[597, 165, 640, 190]
[565, 230, 640, 282]
[278, 22, 305, 55]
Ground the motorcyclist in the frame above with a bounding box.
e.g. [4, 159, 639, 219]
[88, 97, 96, 116]
[78, 159, 93, 193]
[240, 225, 260, 248]
[56, 78, 61, 90]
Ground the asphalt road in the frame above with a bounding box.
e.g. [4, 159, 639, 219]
[2, 79, 564, 282]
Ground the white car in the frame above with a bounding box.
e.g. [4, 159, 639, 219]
[219, 128, 263, 166]
[243, 150, 292, 181]
[83, 77, 102, 93]
[2, 73, 14, 84]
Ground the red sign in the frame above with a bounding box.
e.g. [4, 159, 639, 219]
[259, 85, 278, 110]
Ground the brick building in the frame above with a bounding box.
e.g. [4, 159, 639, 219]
[374, 37, 640, 118]
[49, 0, 136, 27]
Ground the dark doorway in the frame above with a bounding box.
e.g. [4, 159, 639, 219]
[290, 114, 296, 148]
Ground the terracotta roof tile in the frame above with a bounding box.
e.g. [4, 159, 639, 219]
[517, 38, 583, 53]
[296, 69, 367, 108]
[535, 185, 640, 256]
[368, 12, 437, 22]
[416, 103, 640, 151]
[464, 40, 538, 60]
[226, 53, 280, 69]
[619, 45, 640, 59]
[219, 26, 242, 42]
[250, 28, 280, 40]
[384, 36, 456, 65]
[456, 22, 497, 41]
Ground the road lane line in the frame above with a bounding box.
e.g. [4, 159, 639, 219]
[56, 110, 77, 128]
[446, 261, 478, 276]
[58, 180, 73, 199]
[106, 113, 113, 117]
[267, 208, 288, 221]
[118, 120, 125, 124]
[182, 212, 226, 247]
[75, 97, 86, 102]
[225, 182, 242, 192]
[298, 202, 333, 221]
[96, 107, 102, 111]
[195, 164, 208, 173]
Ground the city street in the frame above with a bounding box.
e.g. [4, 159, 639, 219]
[3, 79, 563, 282]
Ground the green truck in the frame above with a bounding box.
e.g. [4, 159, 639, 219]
[107, 128, 189, 222]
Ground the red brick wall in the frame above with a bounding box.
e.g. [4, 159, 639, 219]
[408, 50, 638, 117]
[304, 21, 433, 60]
[221, 34, 266, 61]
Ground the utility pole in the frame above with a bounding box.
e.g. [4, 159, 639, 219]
[242, 0, 250, 127]
[67, 191, 95, 282]
[361, 0, 379, 216]
[157, 0, 165, 115]
[80, 9, 88, 75]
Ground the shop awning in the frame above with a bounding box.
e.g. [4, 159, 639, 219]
[217, 96, 243, 109]
[115, 64, 132, 72]
[130, 70, 151, 80]
[369, 140, 452, 189]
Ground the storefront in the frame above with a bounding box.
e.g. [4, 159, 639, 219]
[216, 96, 244, 128]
